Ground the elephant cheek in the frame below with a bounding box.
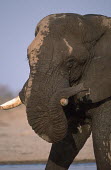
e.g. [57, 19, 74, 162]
[26, 108, 68, 143]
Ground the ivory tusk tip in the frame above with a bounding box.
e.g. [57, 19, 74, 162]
[0, 106, 3, 110]
[0, 96, 22, 110]
[60, 98, 68, 106]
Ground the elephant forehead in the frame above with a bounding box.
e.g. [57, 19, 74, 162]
[35, 14, 67, 34]
[28, 16, 51, 55]
[29, 13, 69, 54]
[37, 15, 51, 32]
[102, 16, 111, 28]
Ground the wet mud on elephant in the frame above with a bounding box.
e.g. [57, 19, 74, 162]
[1, 13, 111, 170]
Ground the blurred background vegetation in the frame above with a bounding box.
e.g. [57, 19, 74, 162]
[0, 85, 14, 104]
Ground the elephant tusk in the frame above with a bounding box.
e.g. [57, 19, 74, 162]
[0, 96, 22, 110]
[60, 98, 68, 106]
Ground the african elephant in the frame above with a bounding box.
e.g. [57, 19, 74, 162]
[1, 13, 111, 170]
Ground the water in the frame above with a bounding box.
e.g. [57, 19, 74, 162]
[0, 163, 96, 170]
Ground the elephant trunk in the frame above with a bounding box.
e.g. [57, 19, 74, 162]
[27, 101, 68, 143]
[22, 85, 68, 143]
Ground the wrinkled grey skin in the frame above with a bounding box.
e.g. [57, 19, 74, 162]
[19, 13, 111, 169]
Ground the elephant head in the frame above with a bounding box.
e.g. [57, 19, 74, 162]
[1, 13, 111, 143]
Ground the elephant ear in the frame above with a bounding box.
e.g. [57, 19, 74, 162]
[83, 56, 111, 103]
[82, 30, 111, 103]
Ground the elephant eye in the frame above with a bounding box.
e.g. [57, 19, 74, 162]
[66, 59, 74, 69]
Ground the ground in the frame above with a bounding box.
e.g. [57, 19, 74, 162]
[0, 105, 95, 163]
